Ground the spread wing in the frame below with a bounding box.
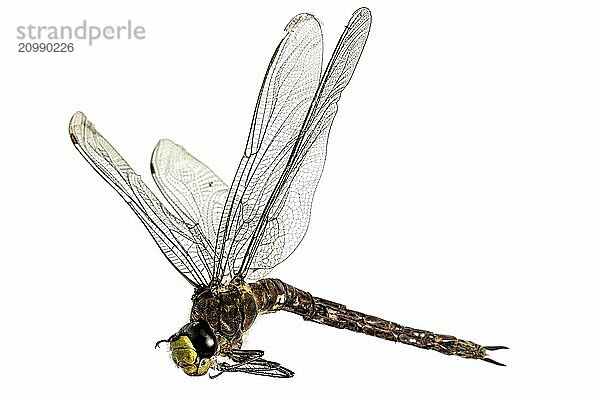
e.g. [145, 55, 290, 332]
[69, 112, 213, 287]
[150, 139, 228, 250]
[212, 12, 324, 284]
[214, 8, 372, 284]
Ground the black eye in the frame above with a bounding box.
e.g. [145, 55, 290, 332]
[182, 321, 217, 358]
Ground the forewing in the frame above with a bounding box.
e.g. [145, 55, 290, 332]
[69, 112, 212, 286]
[151, 139, 228, 248]
[242, 8, 372, 280]
[213, 14, 324, 284]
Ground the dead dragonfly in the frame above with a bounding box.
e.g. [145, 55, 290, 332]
[69, 7, 507, 378]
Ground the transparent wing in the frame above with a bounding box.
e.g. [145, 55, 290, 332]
[150, 139, 228, 250]
[213, 13, 324, 284]
[243, 8, 372, 280]
[214, 8, 371, 284]
[69, 112, 212, 286]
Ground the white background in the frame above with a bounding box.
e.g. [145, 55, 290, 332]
[1, 0, 599, 398]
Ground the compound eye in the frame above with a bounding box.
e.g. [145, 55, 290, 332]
[183, 320, 217, 358]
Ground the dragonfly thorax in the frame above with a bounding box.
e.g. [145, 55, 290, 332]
[189, 283, 259, 352]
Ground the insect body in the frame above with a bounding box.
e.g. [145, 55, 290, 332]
[70, 8, 506, 378]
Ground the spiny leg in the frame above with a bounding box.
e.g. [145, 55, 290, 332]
[213, 349, 294, 378]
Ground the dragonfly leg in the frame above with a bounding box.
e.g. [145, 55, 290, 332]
[154, 332, 179, 348]
[213, 349, 294, 378]
[230, 349, 265, 360]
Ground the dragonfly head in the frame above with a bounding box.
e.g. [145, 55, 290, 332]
[156, 320, 218, 376]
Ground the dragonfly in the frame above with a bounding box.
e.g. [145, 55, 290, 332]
[69, 7, 506, 378]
